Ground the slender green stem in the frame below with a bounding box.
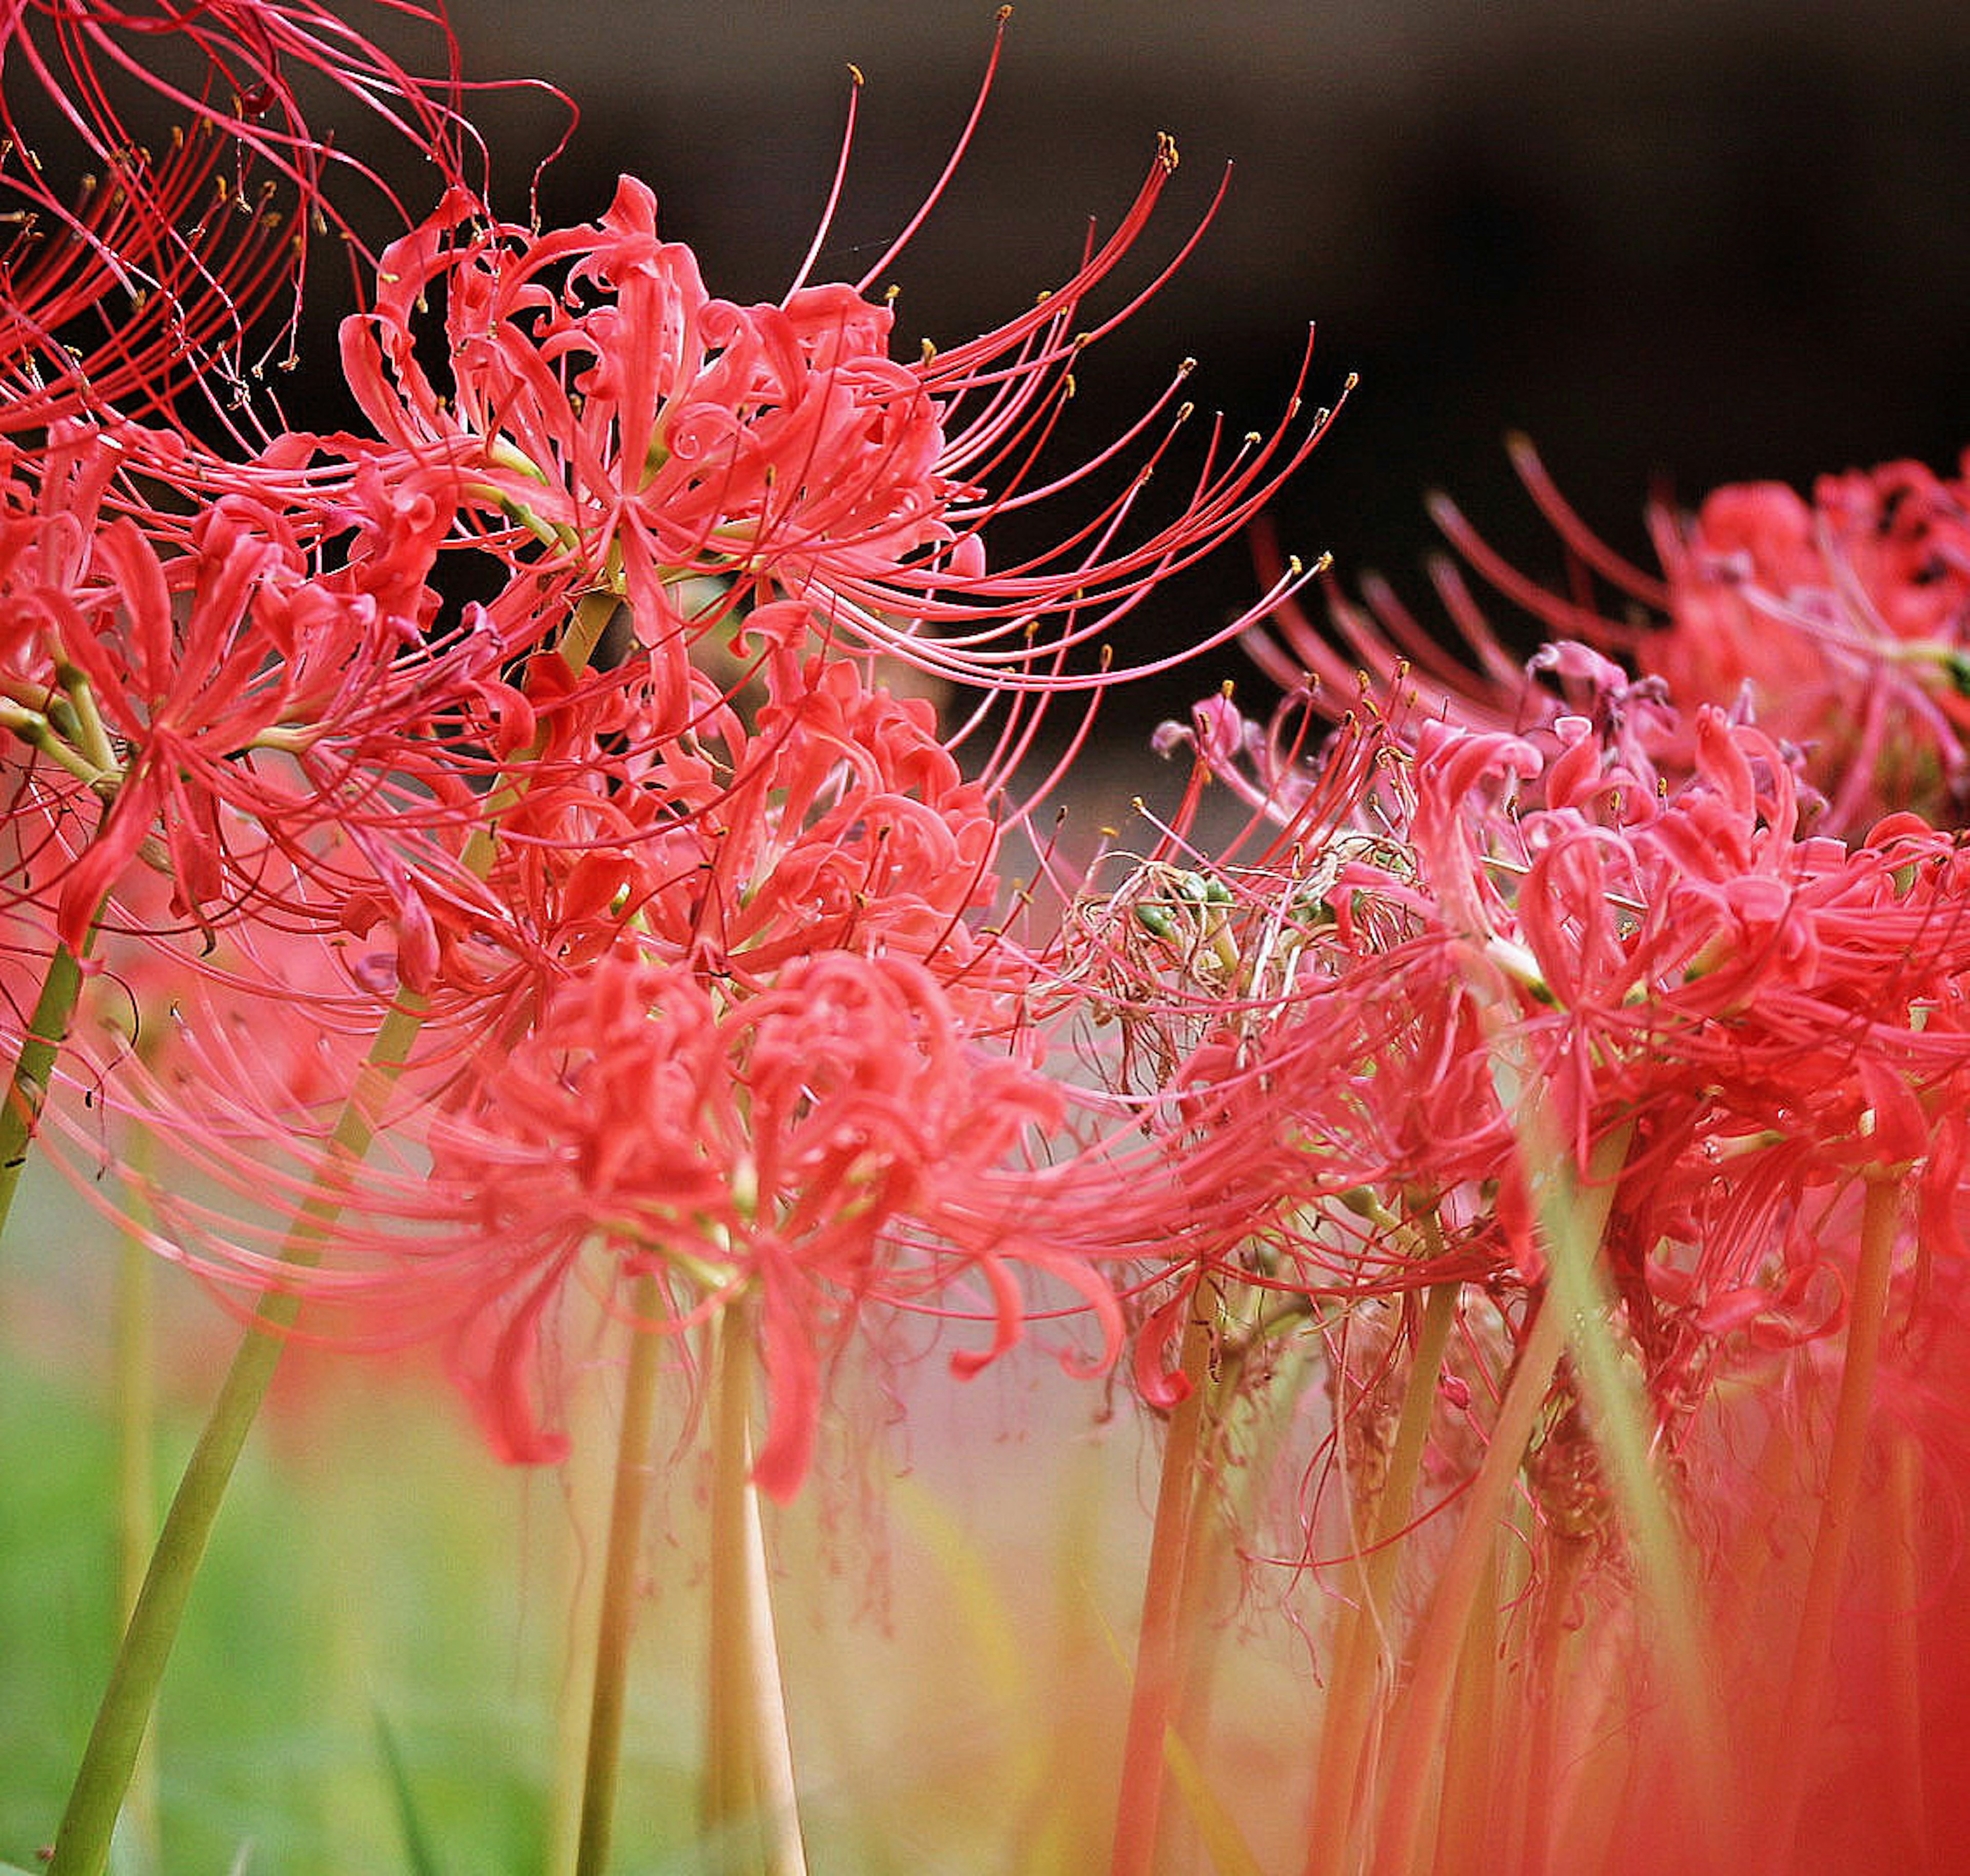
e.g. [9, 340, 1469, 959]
[47, 1000, 425, 1876]
[6, 666, 150, 1249]
[0, 938, 84, 1245]
[1883, 1433, 1927, 1859]
[547, 1286, 618, 1876]
[50, 1289, 300, 1876]
[1761, 1174, 1901, 1875]
[1525, 1122, 1728, 1859]
[1516, 1535, 1587, 1876]
[1166, 1293, 1312, 1874]
[1110, 1285, 1216, 1876]
[1369, 1294, 1569, 1876]
[46, 588, 625, 1875]
[702, 1297, 805, 1876]
[572, 1271, 667, 1876]
[1432, 1533, 1501, 1876]
[1304, 1278, 1460, 1876]
[112, 1186, 160, 1876]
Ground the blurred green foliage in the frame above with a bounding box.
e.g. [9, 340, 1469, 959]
[0, 1336, 556, 1873]
[0, 1189, 1309, 1875]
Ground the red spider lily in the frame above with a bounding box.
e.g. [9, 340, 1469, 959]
[1105, 659, 1970, 1438]
[1, 0, 485, 269]
[1382, 719, 1970, 1404]
[0, 419, 542, 980]
[30, 611, 1168, 1493]
[1249, 441, 1970, 833]
[1633, 458, 1970, 828]
[421, 948, 1110, 1496]
[567, 648, 1017, 987]
[59, 932, 1133, 1499]
[288, 590, 1053, 1055]
[1, 0, 508, 436]
[1056, 708, 1510, 1394]
[338, 142, 1344, 691]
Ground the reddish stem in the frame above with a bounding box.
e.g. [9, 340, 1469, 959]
[1762, 1174, 1902, 1873]
[1110, 1285, 1216, 1876]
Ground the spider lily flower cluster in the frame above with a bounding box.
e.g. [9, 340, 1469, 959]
[1252, 436, 1970, 831]
[1127, 569, 1970, 1872]
[1145, 657, 1970, 1390]
[6, 6, 1970, 1876]
[5, 0, 1334, 1421]
[3, 11, 1350, 1872]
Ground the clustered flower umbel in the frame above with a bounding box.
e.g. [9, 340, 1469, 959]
[1125, 592, 1970, 1862]
[13, 0, 1970, 1572]
[7, 2, 1344, 1496]
[13, 6, 1970, 1869]
[1251, 433, 1970, 832]
[1146, 660, 1970, 1418]
[16, 0, 1970, 1511]
[1141, 437, 1970, 1546]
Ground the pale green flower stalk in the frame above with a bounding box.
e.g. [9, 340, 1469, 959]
[1109, 1283, 1218, 1876]
[1367, 1125, 1639, 1876]
[111, 1129, 161, 1876]
[1303, 1275, 1460, 1875]
[570, 1269, 672, 1876]
[1498, 1084, 1730, 1864]
[700, 1296, 806, 1876]
[47, 591, 620, 1876]
[1759, 1174, 1903, 1876]
[47, 997, 427, 1876]
[0, 941, 85, 1244]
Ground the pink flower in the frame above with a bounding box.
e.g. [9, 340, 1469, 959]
[418, 949, 1086, 1496]
[303, 594, 1045, 1043]
[1127, 657, 1970, 1446]
[338, 141, 1340, 689]
[71, 925, 1125, 1499]
[1248, 440, 1970, 832]
[47, 615, 1157, 1492]
[2, 0, 498, 433]
[0, 420, 533, 979]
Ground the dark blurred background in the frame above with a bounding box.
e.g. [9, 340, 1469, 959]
[385, 1, 1970, 713]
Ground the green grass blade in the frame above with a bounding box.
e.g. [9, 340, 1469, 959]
[372, 1708, 444, 1876]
